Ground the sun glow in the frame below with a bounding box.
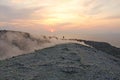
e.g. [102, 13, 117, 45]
[40, 0, 81, 25]
[41, 12, 79, 25]
[50, 28, 55, 33]
[0, 0, 120, 33]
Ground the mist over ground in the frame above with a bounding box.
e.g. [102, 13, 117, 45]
[0, 30, 120, 60]
[0, 30, 52, 59]
[0, 30, 85, 60]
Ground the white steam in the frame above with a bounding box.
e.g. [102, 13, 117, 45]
[0, 31, 50, 60]
[0, 30, 90, 60]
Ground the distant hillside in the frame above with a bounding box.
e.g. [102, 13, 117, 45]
[69, 39, 120, 58]
[0, 30, 50, 59]
[0, 43, 120, 80]
[83, 40, 120, 58]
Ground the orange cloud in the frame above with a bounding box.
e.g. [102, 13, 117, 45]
[11, 0, 23, 3]
[0, 0, 120, 34]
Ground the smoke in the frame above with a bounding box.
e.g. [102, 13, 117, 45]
[0, 30, 90, 60]
[0, 30, 51, 60]
[0, 40, 23, 59]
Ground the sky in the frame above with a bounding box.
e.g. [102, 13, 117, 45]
[0, 0, 120, 35]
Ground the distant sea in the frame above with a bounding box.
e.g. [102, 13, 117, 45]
[73, 34, 119, 48]
[49, 34, 120, 48]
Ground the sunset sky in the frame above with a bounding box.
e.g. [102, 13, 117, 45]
[0, 0, 120, 34]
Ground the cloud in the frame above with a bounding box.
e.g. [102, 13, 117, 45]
[0, 0, 120, 33]
[11, 0, 23, 4]
[0, 5, 43, 22]
[103, 15, 120, 20]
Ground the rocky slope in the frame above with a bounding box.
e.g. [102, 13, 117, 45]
[0, 43, 120, 80]
[83, 40, 120, 58]
[69, 39, 120, 58]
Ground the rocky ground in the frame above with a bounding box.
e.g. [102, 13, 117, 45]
[0, 43, 120, 80]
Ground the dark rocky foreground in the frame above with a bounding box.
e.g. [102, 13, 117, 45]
[0, 43, 120, 80]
